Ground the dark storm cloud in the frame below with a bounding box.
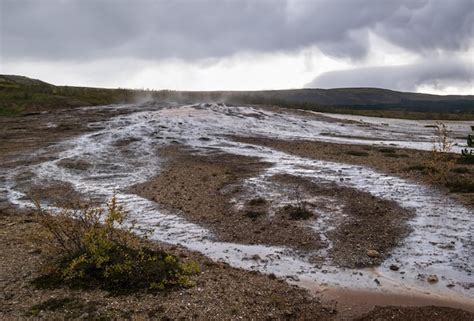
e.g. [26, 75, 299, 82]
[1, 0, 473, 62]
[305, 58, 473, 92]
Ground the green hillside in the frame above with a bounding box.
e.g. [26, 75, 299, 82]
[1, 74, 473, 120]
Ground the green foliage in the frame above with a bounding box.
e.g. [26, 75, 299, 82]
[461, 148, 474, 164]
[33, 195, 199, 293]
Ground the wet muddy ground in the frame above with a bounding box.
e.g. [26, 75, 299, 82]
[1, 102, 473, 319]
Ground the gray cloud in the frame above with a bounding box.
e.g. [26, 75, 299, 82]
[305, 58, 474, 92]
[1, 0, 473, 62]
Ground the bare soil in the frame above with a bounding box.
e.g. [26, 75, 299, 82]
[270, 174, 412, 268]
[131, 146, 325, 255]
[354, 305, 474, 321]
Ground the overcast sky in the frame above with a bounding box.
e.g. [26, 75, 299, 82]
[1, 0, 473, 94]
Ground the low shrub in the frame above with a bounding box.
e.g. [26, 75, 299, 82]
[33, 195, 199, 293]
[283, 204, 313, 220]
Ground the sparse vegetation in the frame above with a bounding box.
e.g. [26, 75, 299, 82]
[244, 210, 265, 220]
[346, 150, 370, 157]
[32, 195, 199, 293]
[425, 122, 455, 182]
[445, 179, 474, 193]
[247, 197, 267, 206]
[284, 185, 313, 220]
[461, 149, 474, 164]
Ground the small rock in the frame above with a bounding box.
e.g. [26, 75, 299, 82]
[374, 278, 381, 286]
[367, 249, 379, 258]
[250, 254, 261, 261]
[286, 275, 300, 282]
[447, 283, 455, 288]
[389, 264, 399, 271]
[427, 275, 439, 283]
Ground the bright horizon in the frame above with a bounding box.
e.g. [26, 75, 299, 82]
[1, 0, 473, 95]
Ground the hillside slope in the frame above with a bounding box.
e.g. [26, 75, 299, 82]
[1, 74, 472, 119]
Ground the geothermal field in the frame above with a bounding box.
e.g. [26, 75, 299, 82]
[1, 102, 473, 319]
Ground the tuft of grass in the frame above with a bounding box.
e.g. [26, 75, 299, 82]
[32, 195, 199, 294]
[445, 179, 474, 193]
[451, 167, 470, 174]
[247, 197, 267, 206]
[244, 210, 265, 220]
[378, 148, 397, 154]
[283, 204, 313, 220]
[346, 150, 370, 157]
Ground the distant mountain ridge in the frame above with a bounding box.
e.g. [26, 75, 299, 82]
[1, 74, 473, 119]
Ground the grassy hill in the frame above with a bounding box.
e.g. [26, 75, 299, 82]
[0, 75, 139, 116]
[1, 74, 473, 119]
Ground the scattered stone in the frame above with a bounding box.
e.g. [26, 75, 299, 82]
[427, 275, 439, 283]
[268, 273, 277, 280]
[286, 275, 300, 282]
[250, 254, 261, 261]
[374, 278, 381, 286]
[366, 249, 379, 258]
[389, 264, 399, 271]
